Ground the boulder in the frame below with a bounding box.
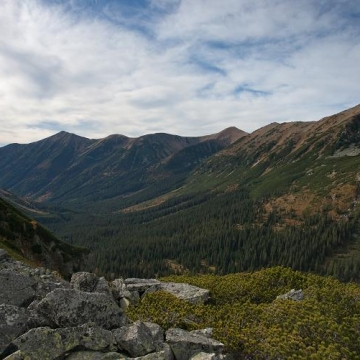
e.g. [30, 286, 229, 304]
[125, 279, 161, 293]
[189, 353, 233, 360]
[0, 270, 36, 307]
[147, 283, 209, 304]
[71, 272, 99, 292]
[190, 329, 213, 339]
[111, 278, 132, 300]
[66, 352, 129, 359]
[113, 321, 156, 357]
[126, 291, 141, 306]
[120, 298, 131, 310]
[6, 324, 116, 360]
[3, 350, 23, 360]
[30, 288, 128, 329]
[189, 353, 217, 360]
[94, 277, 112, 295]
[0, 305, 29, 357]
[133, 347, 173, 360]
[143, 322, 165, 350]
[0, 248, 9, 261]
[166, 328, 224, 360]
[276, 289, 304, 301]
[33, 275, 70, 300]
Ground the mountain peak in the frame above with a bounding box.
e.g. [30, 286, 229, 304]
[49, 131, 89, 142]
[201, 126, 247, 145]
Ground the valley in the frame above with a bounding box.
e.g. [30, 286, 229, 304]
[1, 104, 360, 280]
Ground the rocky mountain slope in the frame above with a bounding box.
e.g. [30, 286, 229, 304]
[2, 251, 359, 359]
[0, 248, 229, 360]
[0, 195, 89, 279]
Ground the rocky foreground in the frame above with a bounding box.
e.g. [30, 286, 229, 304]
[0, 249, 231, 360]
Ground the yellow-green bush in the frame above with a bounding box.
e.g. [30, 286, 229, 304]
[127, 267, 360, 359]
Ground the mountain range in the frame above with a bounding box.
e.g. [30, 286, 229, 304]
[0, 127, 245, 209]
[1, 104, 360, 279]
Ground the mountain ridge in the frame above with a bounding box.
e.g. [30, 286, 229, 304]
[1, 104, 360, 280]
[0, 126, 246, 205]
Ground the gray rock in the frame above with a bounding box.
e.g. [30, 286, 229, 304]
[31, 288, 127, 329]
[113, 321, 156, 357]
[149, 283, 209, 304]
[0, 270, 36, 307]
[3, 350, 24, 360]
[126, 291, 140, 306]
[141, 343, 174, 360]
[66, 352, 129, 360]
[143, 322, 165, 350]
[190, 329, 213, 339]
[71, 272, 99, 292]
[8, 324, 115, 360]
[276, 289, 304, 301]
[125, 279, 161, 293]
[166, 328, 224, 360]
[0, 248, 9, 261]
[120, 298, 131, 310]
[133, 347, 172, 360]
[71, 273, 111, 295]
[0, 305, 29, 356]
[33, 276, 70, 301]
[189, 352, 223, 360]
[111, 278, 131, 300]
[94, 277, 112, 295]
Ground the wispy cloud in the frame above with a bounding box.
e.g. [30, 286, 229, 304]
[0, 0, 359, 145]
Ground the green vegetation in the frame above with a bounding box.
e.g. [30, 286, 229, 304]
[0, 197, 89, 278]
[127, 267, 360, 359]
[44, 186, 360, 282]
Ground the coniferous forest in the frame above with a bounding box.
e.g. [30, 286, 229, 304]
[43, 188, 360, 282]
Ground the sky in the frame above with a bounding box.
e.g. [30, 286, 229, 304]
[0, 0, 360, 146]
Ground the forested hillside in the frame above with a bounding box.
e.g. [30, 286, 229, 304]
[48, 188, 360, 281]
[0, 196, 89, 278]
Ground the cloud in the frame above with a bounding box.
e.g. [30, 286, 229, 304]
[0, 0, 359, 145]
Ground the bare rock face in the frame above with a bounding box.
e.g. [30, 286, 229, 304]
[166, 328, 224, 360]
[30, 288, 128, 329]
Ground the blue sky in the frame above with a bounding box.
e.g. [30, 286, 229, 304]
[0, 0, 360, 145]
